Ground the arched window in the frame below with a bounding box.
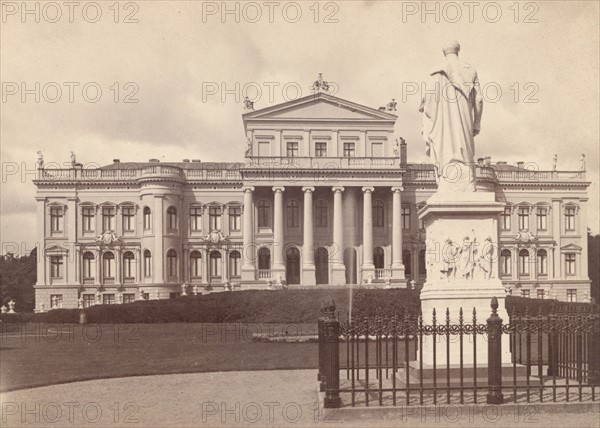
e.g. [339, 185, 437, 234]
[209, 251, 222, 278]
[229, 251, 241, 278]
[519, 249, 530, 276]
[258, 247, 271, 270]
[82, 252, 95, 280]
[373, 200, 384, 228]
[286, 200, 300, 227]
[403, 250, 412, 276]
[167, 249, 177, 277]
[314, 200, 328, 227]
[500, 250, 511, 276]
[419, 249, 427, 275]
[103, 252, 115, 281]
[167, 206, 178, 230]
[143, 250, 152, 277]
[373, 247, 384, 269]
[257, 200, 271, 228]
[190, 250, 202, 278]
[143, 207, 152, 230]
[123, 251, 135, 280]
[537, 249, 548, 276]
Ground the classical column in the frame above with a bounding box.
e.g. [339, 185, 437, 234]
[202, 248, 209, 284]
[67, 197, 78, 285]
[361, 187, 375, 280]
[331, 186, 346, 285]
[272, 187, 286, 278]
[391, 186, 405, 279]
[241, 187, 255, 281]
[153, 196, 164, 284]
[35, 197, 46, 287]
[302, 187, 316, 285]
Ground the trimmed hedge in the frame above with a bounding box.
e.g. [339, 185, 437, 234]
[505, 295, 599, 316]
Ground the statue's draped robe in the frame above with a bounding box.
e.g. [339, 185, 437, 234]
[419, 59, 483, 178]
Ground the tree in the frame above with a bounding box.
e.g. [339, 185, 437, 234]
[589, 230, 600, 303]
[0, 248, 36, 311]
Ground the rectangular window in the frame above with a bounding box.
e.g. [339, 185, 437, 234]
[229, 207, 241, 231]
[343, 142, 355, 158]
[564, 207, 576, 231]
[50, 256, 63, 278]
[102, 207, 115, 232]
[50, 294, 63, 309]
[315, 142, 327, 157]
[565, 253, 576, 275]
[83, 256, 94, 279]
[102, 294, 115, 305]
[190, 207, 202, 231]
[371, 142, 383, 157]
[519, 252, 530, 276]
[373, 202, 384, 228]
[537, 289, 545, 299]
[537, 251, 547, 275]
[501, 253, 511, 276]
[83, 294, 95, 308]
[518, 207, 529, 230]
[122, 207, 134, 232]
[143, 208, 151, 230]
[82, 208, 94, 233]
[536, 207, 547, 231]
[286, 142, 298, 157]
[401, 207, 411, 230]
[123, 293, 136, 304]
[50, 207, 63, 232]
[230, 255, 241, 278]
[209, 207, 221, 232]
[286, 202, 300, 227]
[144, 253, 151, 277]
[566, 289, 577, 302]
[521, 289, 530, 298]
[501, 207, 511, 230]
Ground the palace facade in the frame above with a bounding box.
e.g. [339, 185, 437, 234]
[33, 92, 591, 310]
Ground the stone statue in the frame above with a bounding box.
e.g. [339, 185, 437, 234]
[0, 305, 7, 314]
[441, 239, 459, 279]
[244, 138, 252, 157]
[193, 284, 198, 295]
[456, 229, 477, 279]
[580, 154, 586, 171]
[51, 295, 58, 309]
[70, 151, 76, 166]
[419, 41, 483, 192]
[243, 96, 254, 110]
[95, 290, 102, 304]
[78, 296, 84, 309]
[477, 237, 494, 279]
[96, 230, 121, 245]
[37, 151, 44, 169]
[181, 283, 188, 296]
[138, 288, 145, 300]
[552, 154, 558, 171]
[8, 299, 16, 313]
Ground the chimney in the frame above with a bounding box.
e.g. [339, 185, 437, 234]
[113, 159, 120, 163]
[484, 156, 491, 166]
[183, 159, 190, 163]
[191, 159, 201, 163]
[477, 157, 485, 166]
[400, 138, 407, 165]
[149, 159, 160, 163]
[516, 161, 524, 169]
[497, 161, 507, 165]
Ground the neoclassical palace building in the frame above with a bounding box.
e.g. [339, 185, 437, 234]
[33, 92, 591, 310]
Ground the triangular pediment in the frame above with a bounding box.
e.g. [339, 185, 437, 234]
[243, 93, 397, 123]
[561, 243, 582, 251]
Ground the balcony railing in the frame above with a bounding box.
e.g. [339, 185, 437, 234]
[257, 269, 271, 280]
[37, 166, 242, 182]
[244, 156, 400, 169]
[403, 166, 586, 183]
[374, 268, 391, 279]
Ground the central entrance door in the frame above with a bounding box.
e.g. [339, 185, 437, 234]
[285, 247, 300, 285]
[315, 247, 329, 285]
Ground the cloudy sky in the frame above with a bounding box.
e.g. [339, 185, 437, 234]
[1, 1, 598, 254]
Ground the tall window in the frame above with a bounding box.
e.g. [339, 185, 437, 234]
[143, 207, 152, 230]
[209, 207, 221, 231]
[401, 206, 411, 230]
[373, 247, 384, 269]
[122, 207, 135, 232]
[518, 207, 529, 230]
[314, 200, 328, 227]
[537, 289, 545, 299]
[50, 207, 63, 232]
[103, 252, 115, 282]
[521, 289, 530, 298]
[82, 252, 95, 279]
[402, 250, 412, 276]
[564, 207, 576, 231]
[82, 207, 95, 233]
[167, 206, 178, 230]
[536, 207, 547, 231]
[315, 142, 327, 157]
[565, 253, 576, 275]
[258, 248, 271, 270]
[566, 289, 577, 302]
[190, 251, 202, 278]
[419, 249, 427, 275]
[143, 250, 152, 277]
[537, 249, 547, 276]
[123, 294, 136, 304]
[229, 207, 241, 231]
[167, 249, 177, 277]
[102, 207, 115, 232]
[50, 294, 63, 309]
[103, 294, 115, 305]
[229, 251, 241, 278]
[286, 142, 298, 157]
[50, 256, 63, 278]
[257, 201, 271, 228]
[343, 142, 355, 157]
[83, 294, 95, 308]
[373, 200, 384, 228]
[500, 250, 511, 275]
[123, 251, 135, 280]
[286, 200, 300, 227]
[519, 249, 530, 276]
[210, 251, 222, 278]
[190, 207, 202, 231]
[501, 207, 511, 230]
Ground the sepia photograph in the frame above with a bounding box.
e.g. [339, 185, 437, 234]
[1, 1, 599, 426]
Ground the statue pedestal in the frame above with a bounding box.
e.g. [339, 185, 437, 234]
[418, 191, 510, 366]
